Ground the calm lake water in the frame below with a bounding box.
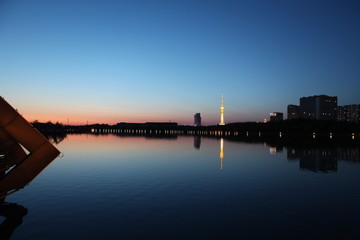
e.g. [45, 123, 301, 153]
[4, 134, 360, 239]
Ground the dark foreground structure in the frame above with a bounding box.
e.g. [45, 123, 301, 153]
[0, 98, 60, 239]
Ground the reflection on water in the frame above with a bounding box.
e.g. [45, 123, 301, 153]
[44, 133, 67, 145]
[47, 133, 360, 174]
[0, 198, 27, 240]
[269, 145, 283, 154]
[196, 136, 225, 169]
[8, 133, 360, 239]
[285, 144, 360, 173]
[193, 136, 201, 149]
[219, 138, 224, 170]
[288, 148, 338, 172]
[0, 150, 28, 240]
[251, 137, 360, 173]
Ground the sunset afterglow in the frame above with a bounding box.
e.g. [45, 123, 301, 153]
[1, 1, 359, 125]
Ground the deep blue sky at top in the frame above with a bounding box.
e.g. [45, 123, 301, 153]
[1, 0, 359, 125]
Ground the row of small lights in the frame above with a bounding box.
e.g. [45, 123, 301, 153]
[90, 128, 357, 140]
[312, 132, 356, 140]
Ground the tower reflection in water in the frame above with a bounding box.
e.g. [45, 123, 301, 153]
[220, 138, 224, 170]
[193, 136, 225, 170]
[0, 97, 60, 239]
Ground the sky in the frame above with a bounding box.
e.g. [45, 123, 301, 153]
[1, 0, 359, 125]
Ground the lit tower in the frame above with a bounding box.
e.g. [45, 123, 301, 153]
[219, 94, 225, 125]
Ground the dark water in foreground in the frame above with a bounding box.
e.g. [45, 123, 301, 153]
[4, 134, 360, 239]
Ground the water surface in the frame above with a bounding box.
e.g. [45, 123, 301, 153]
[4, 134, 360, 239]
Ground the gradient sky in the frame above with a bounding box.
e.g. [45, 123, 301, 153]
[1, 0, 359, 125]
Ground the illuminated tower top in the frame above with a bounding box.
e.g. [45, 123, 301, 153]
[219, 94, 225, 125]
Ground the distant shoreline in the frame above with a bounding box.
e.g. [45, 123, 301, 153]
[32, 119, 360, 140]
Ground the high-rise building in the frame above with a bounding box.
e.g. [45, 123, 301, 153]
[346, 104, 360, 122]
[337, 106, 345, 122]
[337, 104, 360, 122]
[219, 94, 225, 125]
[270, 112, 283, 121]
[300, 95, 337, 120]
[287, 104, 300, 119]
[194, 113, 201, 127]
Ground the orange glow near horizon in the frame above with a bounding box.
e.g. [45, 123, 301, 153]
[14, 99, 245, 126]
[22, 111, 241, 126]
[17, 104, 202, 125]
[23, 112, 194, 126]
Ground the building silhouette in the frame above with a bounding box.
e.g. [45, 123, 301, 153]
[337, 106, 346, 122]
[287, 104, 300, 120]
[337, 104, 360, 122]
[299, 95, 337, 120]
[194, 113, 201, 127]
[269, 112, 283, 121]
